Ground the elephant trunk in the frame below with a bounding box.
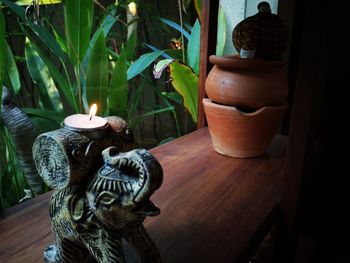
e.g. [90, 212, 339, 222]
[1, 86, 43, 196]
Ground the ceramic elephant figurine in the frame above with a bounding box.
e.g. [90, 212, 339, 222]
[44, 147, 163, 263]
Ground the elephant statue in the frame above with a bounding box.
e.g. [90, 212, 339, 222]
[44, 147, 163, 263]
[1, 86, 43, 195]
[33, 116, 134, 190]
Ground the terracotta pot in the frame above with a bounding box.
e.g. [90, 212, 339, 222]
[203, 98, 288, 158]
[205, 55, 289, 109]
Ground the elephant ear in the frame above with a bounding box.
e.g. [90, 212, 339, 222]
[69, 193, 85, 222]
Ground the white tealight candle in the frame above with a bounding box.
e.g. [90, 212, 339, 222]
[64, 104, 108, 132]
[64, 114, 108, 131]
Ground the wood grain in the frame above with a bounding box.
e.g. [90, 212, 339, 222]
[0, 128, 287, 263]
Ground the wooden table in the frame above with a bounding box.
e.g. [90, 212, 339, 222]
[0, 128, 287, 263]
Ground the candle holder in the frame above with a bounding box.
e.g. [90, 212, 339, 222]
[32, 116, 163, 263]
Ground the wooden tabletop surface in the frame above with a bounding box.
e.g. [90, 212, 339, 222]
[0, 128, 287, 263]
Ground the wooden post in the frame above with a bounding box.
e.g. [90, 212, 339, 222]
[197, 0, 219, 128]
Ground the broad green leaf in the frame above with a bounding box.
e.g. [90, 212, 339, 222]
[30, 117, 61, 134]
[127, 51, 163, 80]
[161, 92, 183, 104]
[100, 11, 118, 37]
[15, 0, 62, 5]
[51, 25, 67, 53]
[216, 4, 227, 56]
[86, 31, 108, 116]
[26, 36, 77, 112]
[5, 42, 21, 95]
[0, 5, 5, 110]
[186, 19, 200, 75]
[1, 0, 25, 18]
[194, 0, 202, 21]
[3, 0, 66, 60]
[83, 9, 118, 71]
[109, 48, 128, 119]
[22, 108, 65, 123]
[159, 18, 190, 40]
[64, 0, 93, 66]
[28, 21, 66, 60]
[169, 61, 198, 123]
[145, 44, 183, 60]
[24, 38, 63, 112]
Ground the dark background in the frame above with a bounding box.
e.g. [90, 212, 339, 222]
[281, 0, 350, 261]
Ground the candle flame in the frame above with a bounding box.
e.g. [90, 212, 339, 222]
[89, 104, 97, 121]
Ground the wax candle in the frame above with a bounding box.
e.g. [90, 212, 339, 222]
[64, 104, 108, 138]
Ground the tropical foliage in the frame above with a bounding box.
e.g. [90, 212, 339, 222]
[0, 0, 227, 208]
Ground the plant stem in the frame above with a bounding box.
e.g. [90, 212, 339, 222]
[177, 0, 185, 63]
[93, 0, 128, 27]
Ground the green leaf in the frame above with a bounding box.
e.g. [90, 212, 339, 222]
[0, 127, 28, 207]
[30, 117, 61, 134]
[25, 35, 77, 112]
[83, 9, 118, 71]
[64, 0, 94, 66]
[5, 42, 21, 95]
[109, 47, 128, 119]
[28, 21, 66, 60]
[152, 83, 181, 137]
[186, 19, 200, 75]
[51, 25, 67, 53]
[159, 18, 190, 40]
[2, 0, 66, 60]
[22, 108, 65, 123]
[143, 106, 175, 117]
[127, 50, 163, 80]
[169, 61, 198, 123]
[194, 0, 202, 21]
[161, 92, 183, 104]
[216, 4, 227, 56]
[86, 31, 108, 116]
[145, 44, 183, 60]
[24, 38, 63, 112]
[0, 5, 5, 111]
[128, 79, 145, 126]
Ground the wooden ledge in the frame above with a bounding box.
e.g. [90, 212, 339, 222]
[0, 128, 287, 263]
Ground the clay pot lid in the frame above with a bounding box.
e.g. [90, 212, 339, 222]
[209, 55, 286, 71]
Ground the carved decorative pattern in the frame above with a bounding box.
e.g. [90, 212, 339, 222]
[32, 117, 163, 263]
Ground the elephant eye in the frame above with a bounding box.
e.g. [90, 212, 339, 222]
[125, 128, 133, 136]
[96, 191, 116, 206]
